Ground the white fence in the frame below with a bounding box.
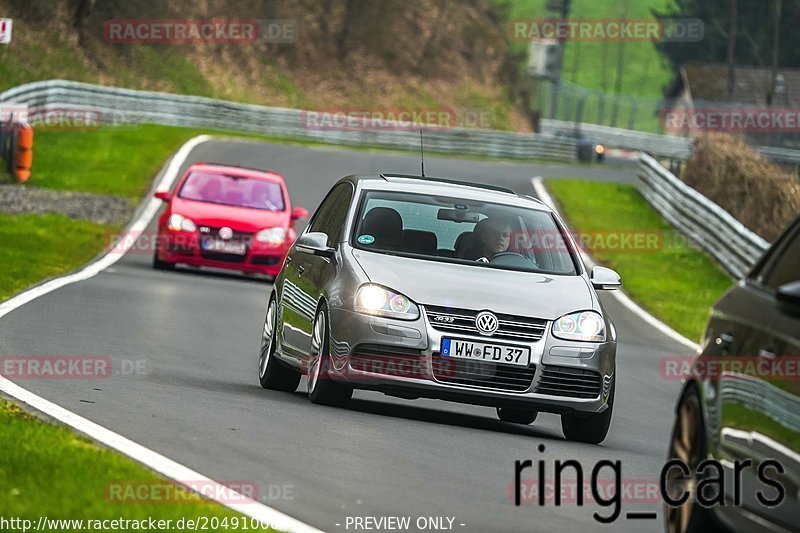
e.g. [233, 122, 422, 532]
[637, 153, 770, 278]
[0, 80, 577, 161]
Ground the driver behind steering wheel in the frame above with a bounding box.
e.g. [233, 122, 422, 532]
[463, 217, 511, 262]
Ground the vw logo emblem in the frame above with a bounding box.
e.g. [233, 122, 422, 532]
[218, 227, 233, 240]
[475, 311, 498, 336]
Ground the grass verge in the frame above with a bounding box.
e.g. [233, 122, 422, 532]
[0, 400, 275, 531]
[0, 213, 111, 302]
[545, 179, 734, 342]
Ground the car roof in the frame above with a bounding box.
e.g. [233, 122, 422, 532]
[341, 174, 550, 211]
[186, 163, 285, 183]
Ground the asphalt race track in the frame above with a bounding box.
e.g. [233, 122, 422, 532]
[0, 140, 686, 532]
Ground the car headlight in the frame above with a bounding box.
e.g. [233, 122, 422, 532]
[354, 284, 419, 320]
[552, 311, 605, 342]
[167, 213, 196, 232]
[255, 227, 286, 244]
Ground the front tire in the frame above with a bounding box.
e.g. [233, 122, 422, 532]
[152, 250, 175, 270]
[665, 384, 719, 533]
[496, 408, 537, 425]
[561, 376, 614, 444]
[258, 296, 301, 391]
[307, 305, 352, 406]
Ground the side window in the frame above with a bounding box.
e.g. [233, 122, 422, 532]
[307, 183, 353, 245]
[761, 227, 800, 290]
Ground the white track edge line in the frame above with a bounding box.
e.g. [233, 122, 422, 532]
[531, 176, 700, 352]
[0, 134, 324, 533]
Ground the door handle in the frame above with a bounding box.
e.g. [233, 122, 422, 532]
[297, 265, 305, 276]
[758, 348, 777, 361]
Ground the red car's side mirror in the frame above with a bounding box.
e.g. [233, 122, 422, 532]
[291, 206, 309, 220]
[154, 191, 170, 202]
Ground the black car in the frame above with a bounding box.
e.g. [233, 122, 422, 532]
[665, 215, 800, 532]
[554, 129, 605, 162]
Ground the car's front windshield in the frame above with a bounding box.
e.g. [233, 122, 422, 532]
[178, 172, 286, 211]
[351, 190, 578, 275]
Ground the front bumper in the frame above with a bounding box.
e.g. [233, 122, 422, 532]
[327, 306, 616, 415]
[156, 230, 288, 275]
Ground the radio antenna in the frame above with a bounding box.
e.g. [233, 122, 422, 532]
[419, 128, 426, 177]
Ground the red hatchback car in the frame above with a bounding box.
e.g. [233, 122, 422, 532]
[152, 163, 307, 278]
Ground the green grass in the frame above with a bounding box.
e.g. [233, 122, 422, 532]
[0, 400, 274, 532]
[546, 179, 733, 342]
[0, 213, 112, 302]
[27, 125, 215, 199]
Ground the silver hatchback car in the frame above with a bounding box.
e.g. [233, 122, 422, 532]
[258, 174, 621, 444]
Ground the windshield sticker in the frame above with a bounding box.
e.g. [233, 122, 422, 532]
[358, 234, 375, 245]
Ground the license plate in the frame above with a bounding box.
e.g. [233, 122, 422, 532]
[201, 239, 247, 255]
[440, 338, 531, 367]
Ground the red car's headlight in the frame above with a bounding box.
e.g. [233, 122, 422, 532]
[255, 227, 286, 245]
[167, 214, 196, 232]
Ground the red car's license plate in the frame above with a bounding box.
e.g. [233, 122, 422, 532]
[202, 239, 247, 255]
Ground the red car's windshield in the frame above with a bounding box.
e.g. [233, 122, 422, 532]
[178, 171, 285, 211]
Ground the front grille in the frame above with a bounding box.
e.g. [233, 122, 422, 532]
[199, 251, 247, 263]
[350, 344, 426, 378]
[534, 365, 602, 399]
[424, 305, 547, 342]
[431, 354, 535, 392]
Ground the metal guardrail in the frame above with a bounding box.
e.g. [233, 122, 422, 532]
[0, 80, 577, 162]
[543, 118, 800, 166]
[636, 153, 770, 278]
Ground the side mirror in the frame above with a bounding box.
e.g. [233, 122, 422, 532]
[291, 206, 309, 220]
[590, 266, 621, 290]
[776, 281, 800, 317]
[154, 191, 170, 202]
[296, 232, 334, 258]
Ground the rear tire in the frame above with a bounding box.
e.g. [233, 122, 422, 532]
[258, 296, 301, 391]
[561, 376, 614, 444]
[307, 305, 352, 406]
[496, 408, 537, 425]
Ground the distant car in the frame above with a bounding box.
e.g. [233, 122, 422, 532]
[554, 129, 604, 162]
[664, 215, 800, 532]
[153, 163, 308, 278]
[257, 173, 622, 444]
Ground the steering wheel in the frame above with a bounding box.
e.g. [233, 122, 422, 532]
[489, 251, 527, 262]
